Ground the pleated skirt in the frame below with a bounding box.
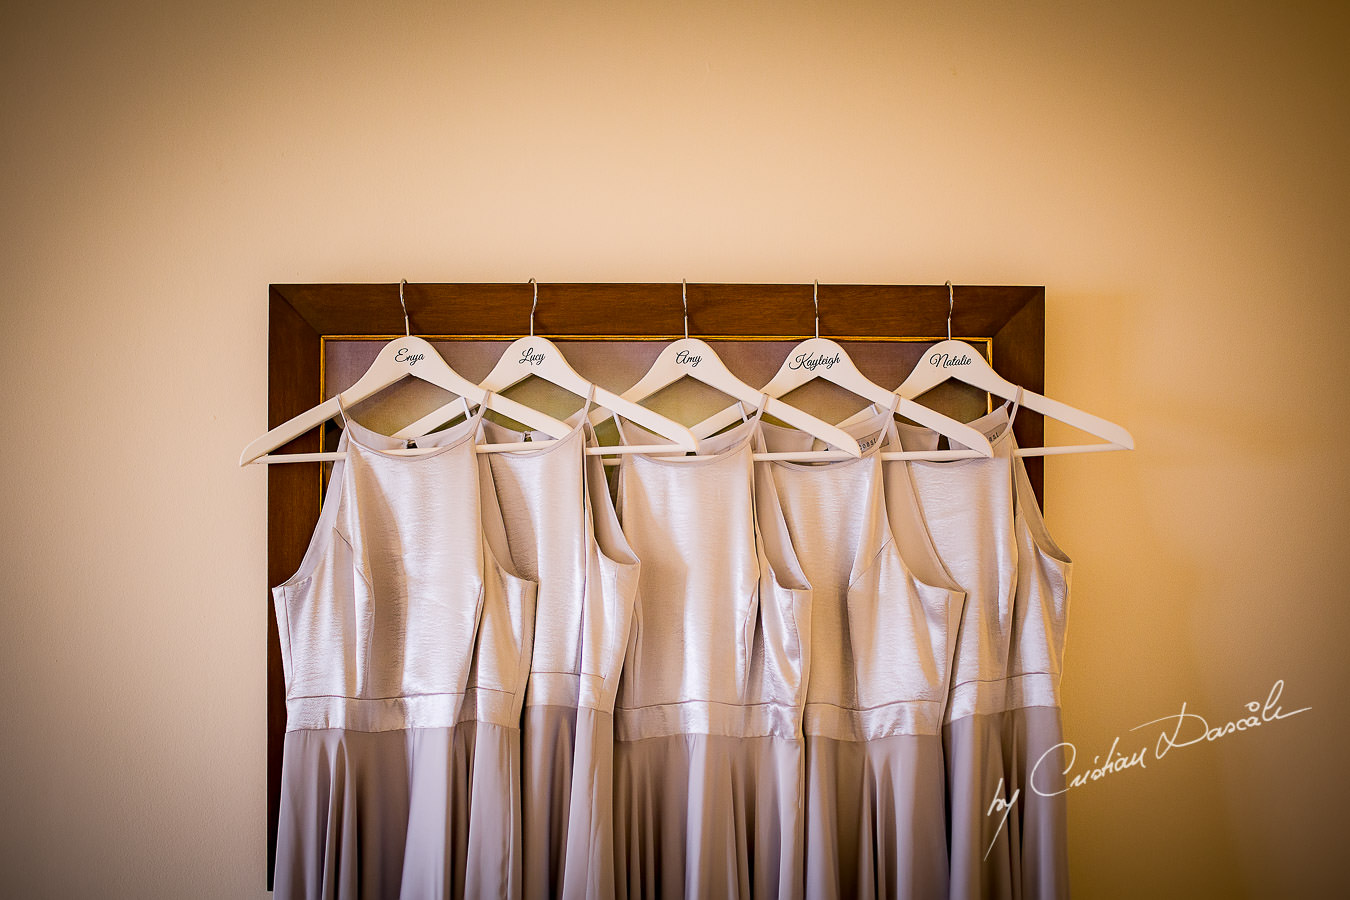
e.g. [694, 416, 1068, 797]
[945, 707, 1071, 900]
[945, 712, 1014, 900]
[1000, 706, 1070, 900]
[803, 734, 948, 900]
[521, 704, 621, 900]
[273, 721, 521, 900]
[613, 734, 803, 900]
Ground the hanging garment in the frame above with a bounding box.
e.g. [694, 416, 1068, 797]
[611, 409, 811, 900]
[1000, 433, 1072, 900]
[756, 406, 965, 900]
[270, 400, 537, 900]
[478, 392, 640, 900]
[891, 399, 1022, 900]
[890, 400, 1074, 900]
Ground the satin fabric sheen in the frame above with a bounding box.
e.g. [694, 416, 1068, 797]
[612, 414, 811, 900]
[272, 406, 536, 900]
[1003, 434, 1072, 900]
[479, 408, 640, 900]
[888, 405, 1073, 900]
[758, 412, 964, 899]
[268, 395, 1073, 900]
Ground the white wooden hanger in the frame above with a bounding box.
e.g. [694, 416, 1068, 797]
[238, 281, 574, 466]
[842, 282, 1134, 457]
[588, 281, 864, 459]
[397, 279, 699, 455]
[691, 282, 994, 459]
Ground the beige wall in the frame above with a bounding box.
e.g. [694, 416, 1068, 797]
[2, 1, 1346, 896]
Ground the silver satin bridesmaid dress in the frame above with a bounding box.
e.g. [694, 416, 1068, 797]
[270, 399, 537, 900]
[899, 400, 1023, 900]
[895, 394, 1074, 899]
[757, 406, 965, 900]
[1001, 432, 1072, 900]
[611, 409, 811, 900]
[477, 390, 641, 900]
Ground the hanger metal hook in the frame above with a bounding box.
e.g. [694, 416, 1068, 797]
[682, 279, 689, 340]
[399, 279, 410, 336]
[813, 280, 820, 339]
[945, 280, 954, 341]
[529, 278, 538, 338]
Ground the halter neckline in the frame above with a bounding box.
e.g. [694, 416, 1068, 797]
[335, 387, 491, 460]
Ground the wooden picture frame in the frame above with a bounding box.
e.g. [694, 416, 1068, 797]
[261, 282, 1045, 887]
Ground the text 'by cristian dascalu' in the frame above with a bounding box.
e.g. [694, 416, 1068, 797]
[983, 679, 1311, 856]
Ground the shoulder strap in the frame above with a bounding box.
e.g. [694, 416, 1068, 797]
[569, 382, 599, 436]
[469, 386, 492, 439]
[334, 391, 352, 428]
[750, 392, 769, 426]
[879, 392, 902, 452]
[1007, 385, 1025, 429]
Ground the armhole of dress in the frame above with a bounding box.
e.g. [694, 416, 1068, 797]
[476, 447, 532, 584]
[874, 391, 961, 593]
[583, 424, 639, 569]
[274, 428, 351, 590]
[881, 448, 964, 594]
[610, 414, 643, 524]
[1010, 437, 1073, 566]
[749, 430, 810, 592]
